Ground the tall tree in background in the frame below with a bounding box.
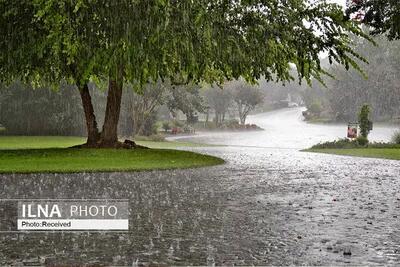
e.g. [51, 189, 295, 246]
[1, 0, 370, 148]
[347, 0, 400, 40]
[126, 82, 166, 136]
[230, 82, 264, 125]
[204, 85, 233, 126]
[167, 84, 205, 124]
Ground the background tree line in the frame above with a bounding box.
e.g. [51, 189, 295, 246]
[302, 34, 400, 122]
[0, 79, 265, 136]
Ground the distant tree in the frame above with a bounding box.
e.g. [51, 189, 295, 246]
[347, 0, 400, 40]
[324, 35, 400, 121]
[204, 86, 233, 126]
[308, 101, 323, 116]
[0, 82, 86, 135]
[230, 82, 264, 125]
[167, 85, 205, 124]
[358, 104, 371, 138]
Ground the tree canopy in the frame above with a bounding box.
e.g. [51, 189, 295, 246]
[347, 0, 400, 40]
[0, 0, 370, 147]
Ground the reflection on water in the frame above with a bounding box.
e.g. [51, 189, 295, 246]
[1, 108, 400, 266]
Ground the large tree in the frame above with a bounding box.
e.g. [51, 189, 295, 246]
[1, 0, 369, 148]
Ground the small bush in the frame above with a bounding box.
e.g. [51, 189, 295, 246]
[356, 136, 369, 146]
[310, 139, 400, 150]
[311, 138, 358, 149]
[369, 142, 400, 148]
[223, 119, 240, 129]
[392, 131, 400, 144]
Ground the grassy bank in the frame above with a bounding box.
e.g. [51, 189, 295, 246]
[0, 136, 224, 173]
[306, 148, 400, 160]
[0, 136, 210, 149]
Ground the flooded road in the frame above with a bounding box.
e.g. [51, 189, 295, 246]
[1, 108, 400, 266]
[174, 107, 397, 149]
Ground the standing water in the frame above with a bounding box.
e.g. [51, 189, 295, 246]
[173, 107, 397, 149]
[1, 108, 400, 266]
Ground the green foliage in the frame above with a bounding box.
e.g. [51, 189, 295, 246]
[1, 0, 371, 88]
[139, 112, 158, 136]
[0, 82, 86, 135]
[167, 84, 205, 123]
[0, 148, 224, 173]
[228, 80, 264, 124]
[311, 138, 359, 149]
[358, 104, 371, 138]
[308, 101, 323, 115]
[224, 119, 240, 129]
[356, 136, 369, 146]
[324, 35, 400, 122]
[347, 0, 400, 40]
[391, 131, 400, 144]
[0, 0, 374, 140]
[203, 85, 233, 126]
[310, 138, 400, 150]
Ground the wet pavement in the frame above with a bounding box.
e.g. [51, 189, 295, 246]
[1, 108, 400, 266]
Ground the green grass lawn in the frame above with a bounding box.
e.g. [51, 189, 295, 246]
[306, 148, 400, 160]
[0, 136, 224, 173]
[0, 136, 209, 149]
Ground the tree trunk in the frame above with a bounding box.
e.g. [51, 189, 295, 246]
[100, 66, 124, 147]
[238, 102, 245, 125]
[240, 115, 245, 125]
[78, 83, 100, 145]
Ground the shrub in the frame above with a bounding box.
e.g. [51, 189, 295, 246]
[311, 138, 358, 149]
[392, 131, 400, 144]
[308, 101, 323, 115]
[358, 104, 371, 138]
[172, 120, 184, 128]
[183, 124, 194, 133]
[223, 119, 240, 129]
[356, 136, 369, 146]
